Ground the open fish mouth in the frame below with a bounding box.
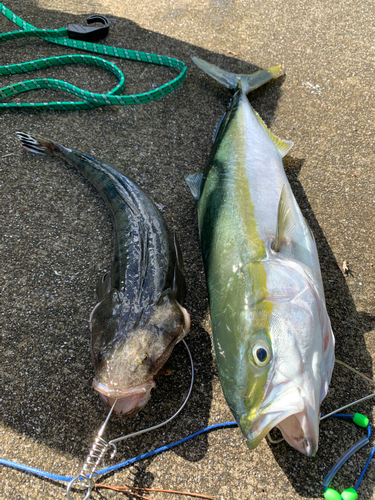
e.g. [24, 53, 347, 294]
[247, 409, 318, 457]
[92, 378, 156, 416]
[243, 383, 318, 456]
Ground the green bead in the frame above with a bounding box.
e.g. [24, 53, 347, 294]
[341, 488, 358, 500]
[353, 413, 369, 427]
[324, 488, 342, 500]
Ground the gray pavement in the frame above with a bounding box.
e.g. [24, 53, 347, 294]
[0, 0, 374, 499]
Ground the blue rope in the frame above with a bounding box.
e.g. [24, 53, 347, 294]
[321, 413, 374, 495]
[0, 458, 70, 482]
[0, 422, 238, 482]
[98, 422, 237, 476]
[322, 414, 354, 418]
[355, 445, 375, 491]
[1, 416, 374, 495]
[322, 413, 371, 439]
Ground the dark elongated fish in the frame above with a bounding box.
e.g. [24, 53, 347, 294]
[17, 132, 190, 416]
[186, 58, 334, 456]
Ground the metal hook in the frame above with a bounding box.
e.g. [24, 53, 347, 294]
[66, 339, 194, 500]
[67, 15, 109, 42]
[108, 339, 195, 451]
[66, 398, 117, 500]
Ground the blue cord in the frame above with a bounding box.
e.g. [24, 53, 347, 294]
[321, 413, 374, 495]
[0, 422, 238, 482]
[1, 416, 374, 495]
[0, 458, 71, 482]
[355, 445, 375, 491]
[323, 436, 370, 492]
[322, 414, 354, 419]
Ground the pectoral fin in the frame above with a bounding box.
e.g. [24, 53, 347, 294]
[185, 172, 203, 201]
[273, 185, 296, 252]
[173, 232, 187, 304]
[96, 272, 112, 301]
[273, 186, 321, 275]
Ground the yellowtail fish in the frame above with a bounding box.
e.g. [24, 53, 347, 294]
[186, 58, 334, 456]
[17, 132, 190, 417]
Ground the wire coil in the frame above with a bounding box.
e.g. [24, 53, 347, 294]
[66, 339, 194, 499]
[80, 436, 115, 479]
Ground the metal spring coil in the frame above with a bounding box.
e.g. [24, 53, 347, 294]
[80, 436, 110, 479]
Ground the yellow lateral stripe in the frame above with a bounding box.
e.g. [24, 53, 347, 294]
[232, 104, 265, 258]
[230, 102, 273, 344]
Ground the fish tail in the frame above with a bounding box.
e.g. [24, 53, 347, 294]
[16, 131, 65, 157]
[192, 56, 282, 93]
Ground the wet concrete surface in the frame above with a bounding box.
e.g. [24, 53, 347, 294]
[0, 0, 374, 499]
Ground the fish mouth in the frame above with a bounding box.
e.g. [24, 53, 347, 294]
[242, 382, 318, 456]
[92, 378, 156, 416]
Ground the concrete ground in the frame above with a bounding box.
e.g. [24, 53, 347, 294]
[0, 0, 374, 499]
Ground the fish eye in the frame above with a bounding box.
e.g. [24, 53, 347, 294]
[252, 343, 270, 366]
[138, 353, 149, 365]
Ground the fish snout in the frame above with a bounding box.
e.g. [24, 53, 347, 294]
[301, 435, 318, 457]
[239, 380, 320, 456]
[243, 408, 319, 456]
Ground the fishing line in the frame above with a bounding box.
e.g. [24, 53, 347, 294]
[1, 337, 374, 498]
[66, 338, 195, 499]
[322, 414, 374, 500]
[0, 3, 187, 110]
[0, 339, 199, 499]
[0, 422, 238, 483]
[1, 369, 374, 500]
[335, 359, 375, 387]
[267, 359, 375, 500]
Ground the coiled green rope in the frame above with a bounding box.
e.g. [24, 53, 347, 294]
[0, 3, 187, 110]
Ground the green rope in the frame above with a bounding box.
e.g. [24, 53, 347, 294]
[0, 3, 187, 110]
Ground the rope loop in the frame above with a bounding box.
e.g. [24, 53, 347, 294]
[0, 3, 187, 110]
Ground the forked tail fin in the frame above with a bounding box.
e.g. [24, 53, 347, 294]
[16, 131, 63, 157]
[192, 56, 282, 94]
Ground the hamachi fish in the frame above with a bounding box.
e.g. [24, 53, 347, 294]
[17, 132, 190, 416]
[186, 58, 334, 456]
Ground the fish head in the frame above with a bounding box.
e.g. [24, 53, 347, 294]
[91, 288, 190, 416]
[220, 295, 333, 456]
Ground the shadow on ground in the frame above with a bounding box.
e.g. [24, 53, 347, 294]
[0, 0, 282, 473]
[1, 2, 373, 499]
[267, 157, 375, 497]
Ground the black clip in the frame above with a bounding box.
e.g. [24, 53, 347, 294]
[67, 15, 109, 42]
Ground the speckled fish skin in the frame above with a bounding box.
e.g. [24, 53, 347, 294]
[187, 58, 334, 456]
[16, 132, 190, 417]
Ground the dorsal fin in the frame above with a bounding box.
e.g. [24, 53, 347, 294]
[253, 109, 293, 158]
